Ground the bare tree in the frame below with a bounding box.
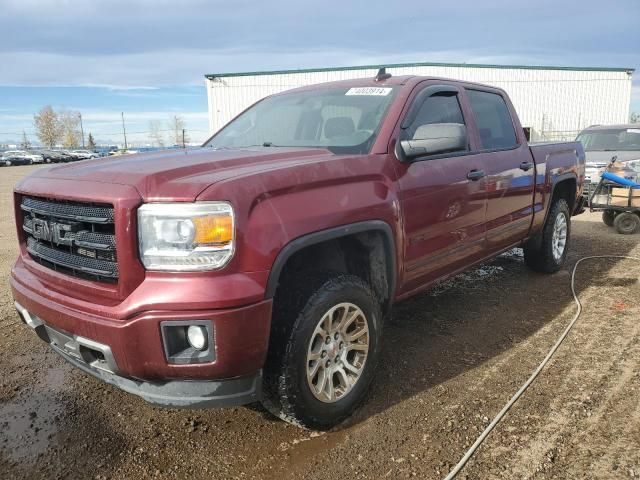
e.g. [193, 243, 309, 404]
[20, 131, 31, 150]
[59, 110, 81, 148]
[168, 115, 189, 146]
[148, 120, 165, 147]
[87, 133, 96, 151]
[33, 106, 62, 148]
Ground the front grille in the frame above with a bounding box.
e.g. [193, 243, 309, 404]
[21, 196, 118, 283]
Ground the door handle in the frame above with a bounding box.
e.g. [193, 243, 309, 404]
[467, 169, 486, 181]
[519, 161, 534, 171]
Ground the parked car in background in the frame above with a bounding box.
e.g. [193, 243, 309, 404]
[2, 150, 33, 167]
[57, 149, 83, 161]
[53, 150, 75, 162]
[32, 150, 67, 164]
[27, 152, 44, 164]
[48, 150, 71, 163]
[2, 150, 37, 166]
[576, 124, 640, 183]
[108, 149, 137, 156]
[71, 149, 100, 159]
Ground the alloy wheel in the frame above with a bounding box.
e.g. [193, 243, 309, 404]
[306, 302, 369, 403]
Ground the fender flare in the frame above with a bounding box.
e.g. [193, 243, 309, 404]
[264, 220, 397, 303]
[542, 172, 578, 226]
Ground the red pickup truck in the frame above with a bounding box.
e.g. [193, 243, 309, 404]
[11, 72, 585, 429]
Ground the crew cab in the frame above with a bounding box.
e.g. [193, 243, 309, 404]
[11, 72, 585, 429]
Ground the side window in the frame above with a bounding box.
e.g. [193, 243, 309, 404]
[466, 90, 518, 150]
[405, 93, 466, 141]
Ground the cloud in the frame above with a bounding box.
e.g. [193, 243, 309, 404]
[0, 0, 637, 88]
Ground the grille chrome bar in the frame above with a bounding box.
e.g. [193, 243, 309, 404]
[22, 195, 118, 283]
[23, 219, 116, 251]
[21, 197, 115, 224]
[27, 237, 119, 278]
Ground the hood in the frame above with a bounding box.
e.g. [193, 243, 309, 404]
[28, 147, 334, 201]
[585, 150, 640, 165]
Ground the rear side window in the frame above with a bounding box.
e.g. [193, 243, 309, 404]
[467, 90, 518, 150]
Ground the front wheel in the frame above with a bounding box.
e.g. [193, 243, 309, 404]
[524, 198, 571, 273]
[262, 274, 381, 429]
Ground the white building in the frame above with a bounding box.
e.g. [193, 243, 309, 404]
[205, 62, 634, 141]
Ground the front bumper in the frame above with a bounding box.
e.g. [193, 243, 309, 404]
[11, 257, 272, 408]
[15, 301, 261, 407]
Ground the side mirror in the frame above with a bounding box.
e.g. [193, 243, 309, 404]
[399, 123, 467, 160]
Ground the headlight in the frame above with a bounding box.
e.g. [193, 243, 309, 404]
[138, 202, 234, 271]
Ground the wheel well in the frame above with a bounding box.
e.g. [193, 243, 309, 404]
[552, 178, 577, 213]
[273, 230, 393, 313]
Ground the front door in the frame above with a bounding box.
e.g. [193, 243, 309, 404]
[395, 83, 488, 296]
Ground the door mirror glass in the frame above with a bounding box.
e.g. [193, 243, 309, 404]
[400, 123, 467, 159]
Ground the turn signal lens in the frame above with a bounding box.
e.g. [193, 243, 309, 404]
[193, 215, 233, 245]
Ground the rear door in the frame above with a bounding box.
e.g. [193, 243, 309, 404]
[465, 88, 535, 250]
[395, 82, 488, 295]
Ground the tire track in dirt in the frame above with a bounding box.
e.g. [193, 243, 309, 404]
[464, 258, 640, 479]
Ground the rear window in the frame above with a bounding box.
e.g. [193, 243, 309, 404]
[467, 90, 518, 150]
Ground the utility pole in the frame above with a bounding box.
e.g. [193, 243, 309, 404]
[78, 112, 85, 148]
[182, 129, 186, 148]
[121, 112, 128, 150]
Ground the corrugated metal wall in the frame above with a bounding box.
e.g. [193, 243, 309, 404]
[206, 64, 633, 141]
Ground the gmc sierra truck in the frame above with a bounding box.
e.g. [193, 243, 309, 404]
[11, 72, 585, 429]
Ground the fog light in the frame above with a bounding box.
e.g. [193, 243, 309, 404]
[187, 325, 208, 351]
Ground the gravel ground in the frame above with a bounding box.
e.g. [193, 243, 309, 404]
[1, 164, 639, 480]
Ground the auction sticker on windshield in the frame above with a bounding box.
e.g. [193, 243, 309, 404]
[345, 87, 392, 96]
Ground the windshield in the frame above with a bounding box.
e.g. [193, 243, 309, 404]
[205, 86, 398, 154]
[576, 127, 640, 152]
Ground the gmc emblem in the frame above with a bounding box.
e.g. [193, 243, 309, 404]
[32, 218, 75, 246]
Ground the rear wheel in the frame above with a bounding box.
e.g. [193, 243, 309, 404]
[602, 210, 616, 227]
[5, 160, 11, 166]
[524, 198, 571, 273]
[262, 274, 381, 429]
[613, 212, 640, 235]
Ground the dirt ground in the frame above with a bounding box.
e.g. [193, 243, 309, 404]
[1, 164, 639, 480]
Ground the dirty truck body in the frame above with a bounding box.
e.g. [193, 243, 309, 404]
[11, 74, 585, 429]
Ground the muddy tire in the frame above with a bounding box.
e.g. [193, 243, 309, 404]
[613, 212, 640, 235]
[262, 274, 381, 430]
[602, 210, 616, 227]
[524, 198, 571, 273]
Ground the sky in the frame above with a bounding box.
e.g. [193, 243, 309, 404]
[0, 0, 639, 146]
